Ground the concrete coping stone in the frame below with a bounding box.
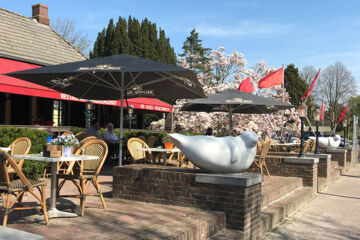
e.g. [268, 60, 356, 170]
[284, 157, 319, 164]
[195, 172, 264, 187]
[325, 148, 347, 153]
[0, 226, 44, 240]
[304, 153, 331, 160]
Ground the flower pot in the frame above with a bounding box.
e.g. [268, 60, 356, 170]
[62, 146, 73, 157]
[164, 142, 173, 149]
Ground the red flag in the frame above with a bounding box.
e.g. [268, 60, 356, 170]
[258, 67, 284, 89]
[320, 101, 325, 121]
[301, 69, 320, 101]
[237, 77, 254, 93]
[337, 105, 348, 124]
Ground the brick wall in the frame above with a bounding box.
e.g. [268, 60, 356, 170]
[267, 152, 330, 178]
[113, 165, 262, 240]
[325, 149, 347, 169]
[251, 155, 318, 194]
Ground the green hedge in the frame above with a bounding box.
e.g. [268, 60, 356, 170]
[71, 127, 168, 147]
[0, 127, 49, 178]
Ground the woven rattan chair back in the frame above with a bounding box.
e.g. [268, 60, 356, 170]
[72, 136, 97, 154]
[75, 131, 85, 139]
[0, 150, 29, 188]
[127, 137, 151, 161]
[77, 140, 108, 174]
[310, 139, 316, 153]
[8, 137, 31, 168]
[61, 131, 74, 136]
[146, 136, 157, 148]
[304, 139, 312, 153]
[259, 140, 272, 160]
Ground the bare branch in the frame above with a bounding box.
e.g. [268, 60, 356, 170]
[52, 18, 91, 55]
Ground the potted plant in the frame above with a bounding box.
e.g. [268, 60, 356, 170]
[50, 135, 79, 157]
[163, 135, 173, 149]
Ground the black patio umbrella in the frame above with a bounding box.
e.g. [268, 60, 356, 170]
[5, 54, 206, 165]
[180, 88, 294, 135]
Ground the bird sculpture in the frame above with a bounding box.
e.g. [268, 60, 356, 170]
[169, 130, 258, 173]
[309, 135, 341, 149]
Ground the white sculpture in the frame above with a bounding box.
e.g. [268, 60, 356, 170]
[169, 130, 258, 173]
[309, 135, 341, 149]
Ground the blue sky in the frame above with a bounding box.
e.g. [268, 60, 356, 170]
[2, 0, 360, 89]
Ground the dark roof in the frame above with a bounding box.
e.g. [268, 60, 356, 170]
[0, 8, 87, 66]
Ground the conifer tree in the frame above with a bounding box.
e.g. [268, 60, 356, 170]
[179, 29, 211, 74]
[90, 16, 176, 65]
[285, 64, 314, 120]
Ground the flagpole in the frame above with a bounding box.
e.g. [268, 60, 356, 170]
[281, 64, 285, 140]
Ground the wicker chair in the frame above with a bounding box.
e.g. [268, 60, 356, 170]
[0, 150, 48, 226]
[127, 138, 155, 164]
[7, 137, 31, 173]
[253, 139, 272, 177]
[303, 139, 312, 153]
[56, 140, 108, 216]
[61, 131, 74, 136]
[72, 136, 97, 154]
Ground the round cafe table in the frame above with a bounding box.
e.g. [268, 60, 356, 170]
[12, 154, 98, 220]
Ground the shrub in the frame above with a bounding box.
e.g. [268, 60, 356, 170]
[0, 127, 49, 178]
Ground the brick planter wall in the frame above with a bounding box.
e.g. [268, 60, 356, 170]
[325, 149, 347, 169]
[113, 164, 263, 240]
[345, 147, 354, 168]
[258, 156, 318, 194]
[267, 152, 330, 178]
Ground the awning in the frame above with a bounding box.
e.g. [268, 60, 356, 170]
[0, 58, 172, 112]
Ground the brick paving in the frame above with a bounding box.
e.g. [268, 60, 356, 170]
[2, 165, 224, 240]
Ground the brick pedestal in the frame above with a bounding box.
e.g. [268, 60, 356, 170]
[344, 147, 354, 168]
[325, 148, 347, 169]
[113, 164, 263, 240]
[263, 156, 318, 194]
[267, 152, 330, 179]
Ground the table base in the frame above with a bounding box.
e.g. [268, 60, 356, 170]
[25, 208, 78, 222]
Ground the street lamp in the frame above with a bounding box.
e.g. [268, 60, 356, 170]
[313, 106, 321, 154]
[343, 119, 348, 147]
[85, 100, 93, 128]
[298, 102, 308, 157]
[128, 104, 134, 131]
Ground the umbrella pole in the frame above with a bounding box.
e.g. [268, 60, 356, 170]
[229, 111, 232, 136]
[119, 74, 125, 166]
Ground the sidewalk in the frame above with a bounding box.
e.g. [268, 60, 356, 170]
[265, 164, 360, 240]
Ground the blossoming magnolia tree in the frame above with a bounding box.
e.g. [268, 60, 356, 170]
[151, 47, 299, 140]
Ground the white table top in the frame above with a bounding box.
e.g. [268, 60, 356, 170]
[137, 148, 181, 153]
[11, 154, 99, 163]
[271, 143, 299, 146]
[0, 147, 11, 151]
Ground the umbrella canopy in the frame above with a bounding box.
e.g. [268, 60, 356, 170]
[5, 54, 205, 100]
[180, 89, 294, 135]
[5, 54, 206, 165]
[181, 89, 293, 113]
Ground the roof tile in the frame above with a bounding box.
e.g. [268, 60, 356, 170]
[0, 8, 87, 66]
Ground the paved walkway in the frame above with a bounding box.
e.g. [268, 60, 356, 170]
[3, 165, 223, 239]
[265, 164, 360, 240]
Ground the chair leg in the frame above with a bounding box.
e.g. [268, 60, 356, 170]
[93, 179, 106, 209]
[264, 164, 271, 177]
[17, 192, 24, 219]
[80, 179, 86, 216]
[3, 193, 11, 227]
[40, 186, 49, 225]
